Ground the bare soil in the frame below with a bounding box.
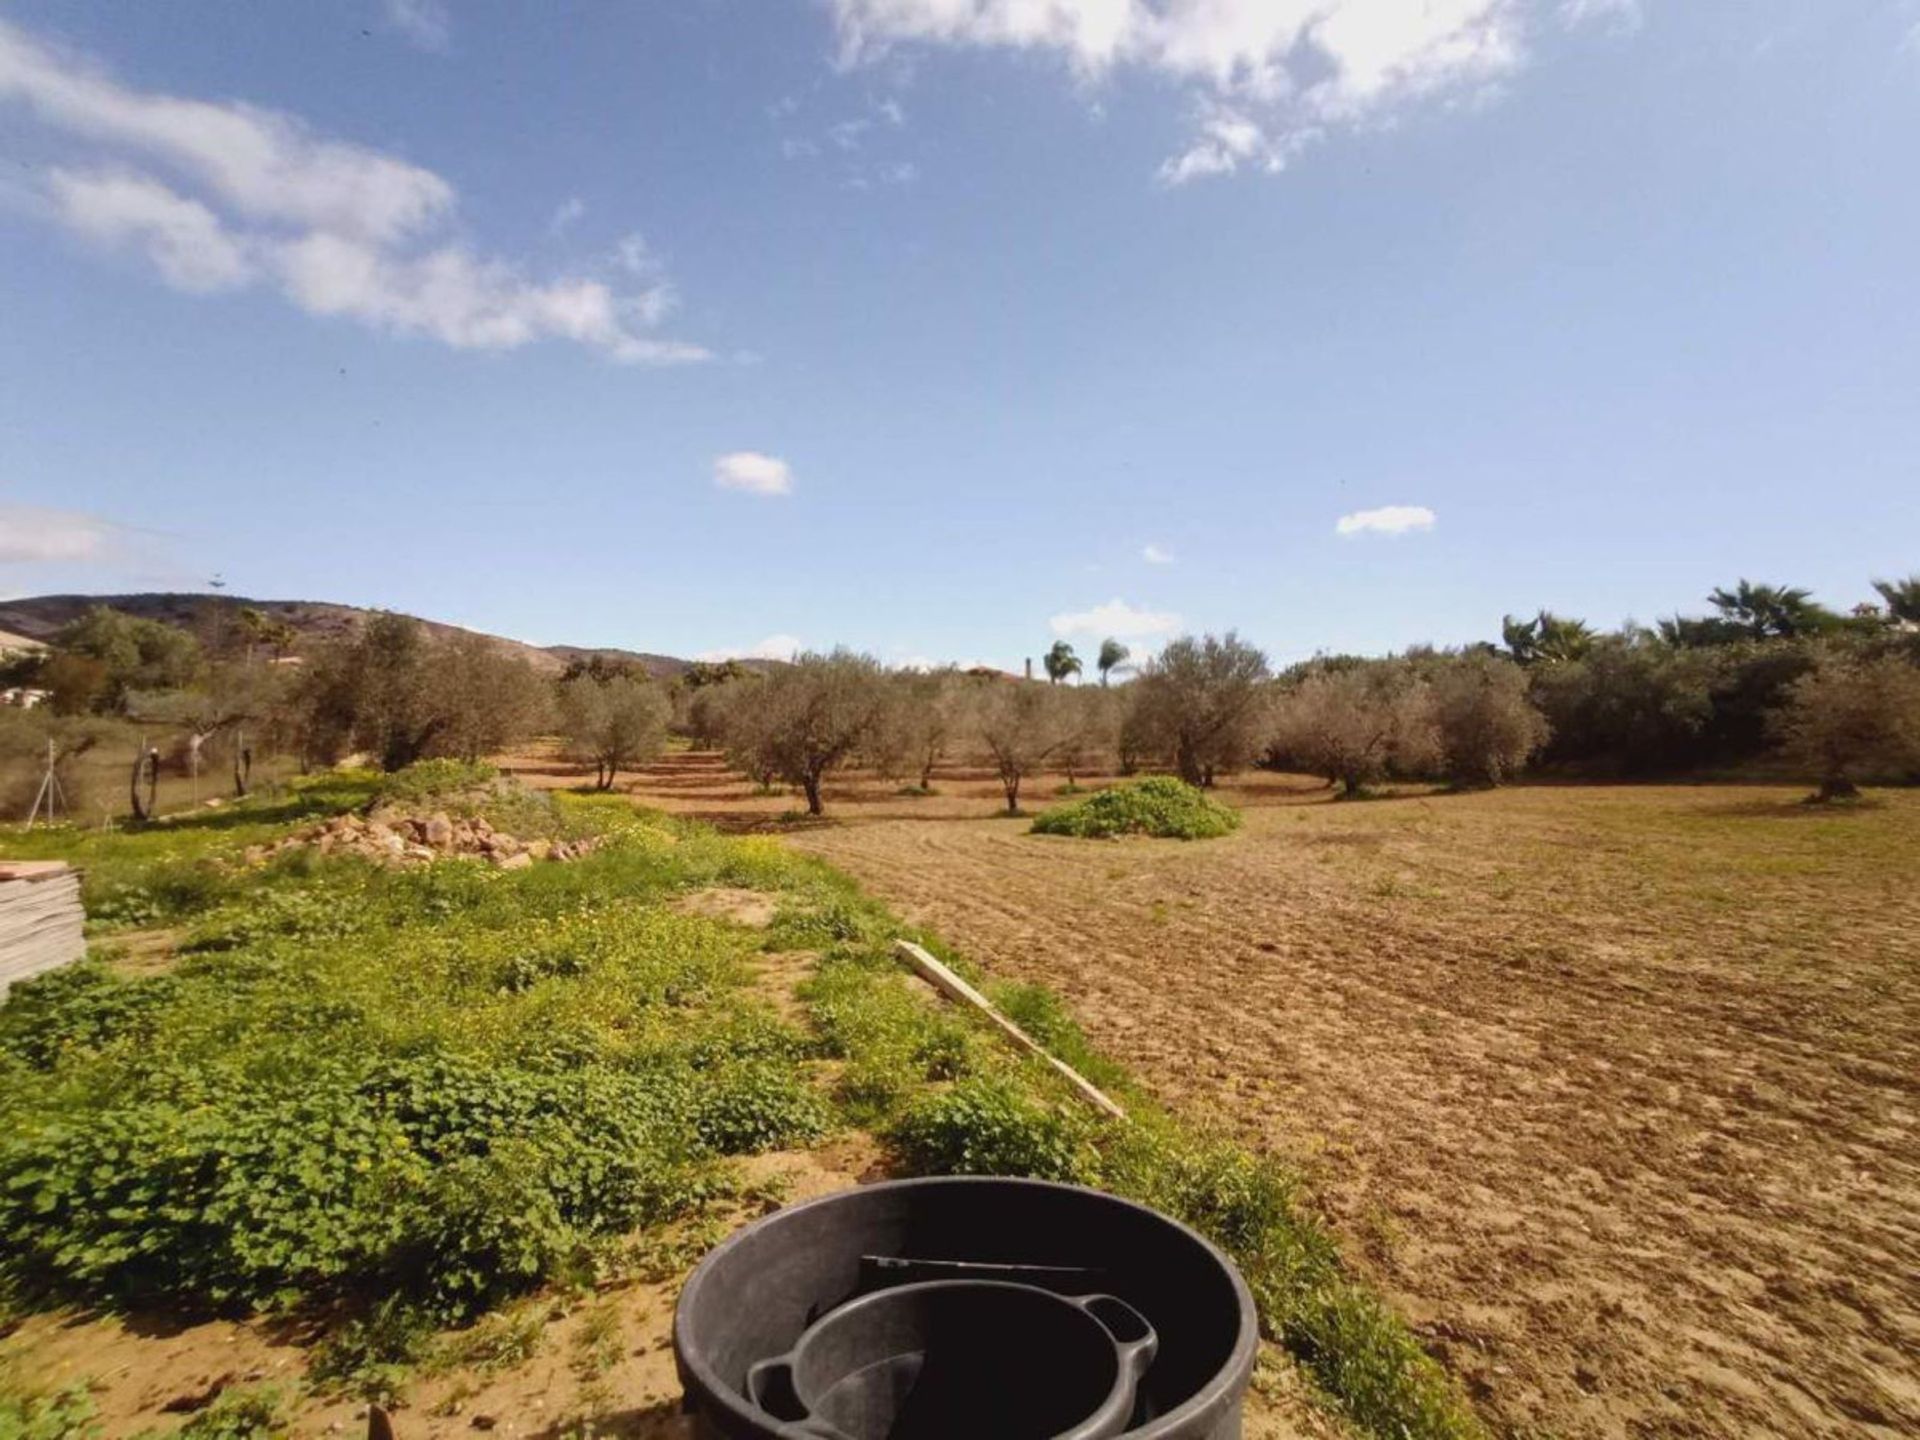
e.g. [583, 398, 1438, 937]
[591, 748, 1919, 1440]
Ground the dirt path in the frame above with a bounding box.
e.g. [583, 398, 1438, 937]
[761, 775, 1920, 1439]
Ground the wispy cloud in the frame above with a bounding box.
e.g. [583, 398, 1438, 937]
[1141, 542, 1175, 566]
[384, 0, 451, 52]
[832, 1, 1635, 182]
[1050, 597, 1181, 639]
[777, 94, 917, 187]
[1336, 504, 1437, 538]
[713, 451, 794, 496]
[0, 18, 705, 363]
[1560, 0, 1644, 34]
[548, 196, 585, 236]
[696, 634, 803, 662]
[0, 504, 115, 563]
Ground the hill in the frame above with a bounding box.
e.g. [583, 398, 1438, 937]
[0, 594, 776, 680]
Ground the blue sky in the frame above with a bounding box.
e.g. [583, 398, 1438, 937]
[1, 1, 1915, 669]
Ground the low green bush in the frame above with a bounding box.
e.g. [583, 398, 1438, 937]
[889, 1076, 1100, 1184]
[148, 1385, 289, 1439]
[374, 759, 498, 804]
[0, 810, 828, 1325]
[1030, 776, 1242, 840]
[0, 1368, 98, 1440]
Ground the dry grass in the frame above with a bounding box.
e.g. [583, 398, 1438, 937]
[601, 747, 1919, 1439]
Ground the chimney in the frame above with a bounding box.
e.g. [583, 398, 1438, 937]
[1024, 657, 1033, 681]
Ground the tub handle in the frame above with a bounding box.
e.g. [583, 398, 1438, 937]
[1073, 1293, 1160, 1379]
[745, 1357, 847, 1439]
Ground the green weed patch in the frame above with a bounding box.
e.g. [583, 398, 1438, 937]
[1031, 776, 1243, 840]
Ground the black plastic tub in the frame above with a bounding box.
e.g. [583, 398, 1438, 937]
[674, 1177, 1259, 1439]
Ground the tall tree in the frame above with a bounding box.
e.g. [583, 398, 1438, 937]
[867, 668, 962, 791]
[1871, 575, 1920, 627]
[556, 674, 668, 789]
[1043, 640, 1082, 685]
[1096, 638, 1130, 687]
[1128, 632, 1270, 787]
[432, 632, 551, 764]
[1706, 580, 1839, 640]
[968, 679, 1064, 812]
[52, 606, 202, 711]
[353, 613, 446, 771]
[1501, 610, 1593, 666]
[1429, 655, 1549, 787]
[1268, 663, 1434, 797]
[1770, 651, 1920, 800]
[745, 651, 888, 815]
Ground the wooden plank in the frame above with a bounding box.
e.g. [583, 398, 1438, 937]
[0, 864, 86, 996]
[891, 939, 1127, 1121]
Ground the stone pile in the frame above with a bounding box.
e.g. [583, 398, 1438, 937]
[242, 809, 598, 870]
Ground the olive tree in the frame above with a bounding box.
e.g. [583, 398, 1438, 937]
[868, 668, 962, 792]
[432, 632, 552, 765]
[556, 673, 669, 790]
[968, 679, 1064, 813]
[747, 650, 889, 815]
[1429, 655, 1549, 787]
[1052, 685, 1117, 788]
[1269, 663, 1435, 797]
[1769, 651, 1920, 800]
[1128, 633, 1270, 786]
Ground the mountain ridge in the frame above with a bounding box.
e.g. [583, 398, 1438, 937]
[0, 593, 773, 680]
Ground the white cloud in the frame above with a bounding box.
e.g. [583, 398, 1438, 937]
[0, 18, 704, 363]
[1335, 504, 1437, 537]
[548, 196, 586, 236]
[0, 504, 114, 563]
[830, 117, 873, 151]
[385, 0, 451, 51]
[1049, 597, 1181, 639]
[713, 451, 794, 496]
[696, 634, 804, 662]
[1559, 0, 1642, 32]
[832, 1, 1626, 179]
[49, 169, 254, 292]
[1141, 542, 1175, 565]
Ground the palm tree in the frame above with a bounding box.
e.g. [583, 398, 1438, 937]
[1872, 575, 1920, 626]
[1096, 637, 1130, 686]
[1043, 640, 1082, 685]
[1707, 580, 1837, 639]
[1501, 610, 1593, 665]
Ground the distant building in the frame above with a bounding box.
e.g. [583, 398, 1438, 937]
[1, 688, 49, 709]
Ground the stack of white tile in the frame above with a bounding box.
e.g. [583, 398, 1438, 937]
[0, 861, 85, 996]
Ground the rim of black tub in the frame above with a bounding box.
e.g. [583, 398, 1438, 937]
[672, 1175, 1260, 1440]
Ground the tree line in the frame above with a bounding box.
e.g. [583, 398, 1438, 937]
[4, 573, 1916, 819]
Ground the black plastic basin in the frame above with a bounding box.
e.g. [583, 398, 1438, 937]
[674, 1177, 1258, 1439]
[746, 1280, 1158, 1440]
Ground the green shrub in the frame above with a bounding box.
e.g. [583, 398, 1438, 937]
[1030, 777, 1242, 840]
[0, 833, 787, 1321]
[0, 1370, 99, 1440]
[375, 759, 498, 804]
[889, 1076, 1099, 1184]
[689, 1062, 832, 1154]
[157, 1385, 289, 1440]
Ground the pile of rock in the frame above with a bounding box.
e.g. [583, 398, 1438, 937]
[242, 809, 598, 870]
